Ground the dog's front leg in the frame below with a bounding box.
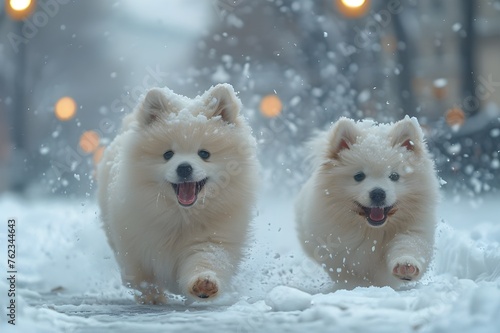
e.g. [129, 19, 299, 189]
[386, 232, 433, 282]
[177, 243, 234, 300]
[119, 260, 167, 305]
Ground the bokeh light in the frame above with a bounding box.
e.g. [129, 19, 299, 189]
[341, 0, 365, 8]
[445, 107, 466, 128]
[260, 95, 283, 118]
[79, 131, 100, 154]
[55, 97, 77, 121]
[10, 0, 31, 11]
[6, 0, 35, 20]
[336, 0, 369, 18]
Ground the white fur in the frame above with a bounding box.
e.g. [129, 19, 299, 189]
[296, 116, 440, 290]
[97, 84, 259, 303]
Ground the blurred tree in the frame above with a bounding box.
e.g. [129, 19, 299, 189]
[11, 20, 27, 192]
[461, 0, 477, 116]
[392, 6, 417, 117]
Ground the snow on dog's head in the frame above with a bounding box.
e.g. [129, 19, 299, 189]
[121, 84, 258, 215]
[314, 116, 438, 228]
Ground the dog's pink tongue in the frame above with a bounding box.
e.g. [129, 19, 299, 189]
[177, 182, 197, 206]
[369, 207, 385, 221]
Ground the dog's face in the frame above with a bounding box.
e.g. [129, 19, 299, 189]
[318, 117, 432, 228]
[125, 84, 255, 210]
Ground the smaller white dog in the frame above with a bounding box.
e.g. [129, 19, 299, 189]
[296, 116, 440, 290]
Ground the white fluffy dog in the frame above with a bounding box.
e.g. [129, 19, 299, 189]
[97, 84, 259, 303]
[296, 116, 440, 290]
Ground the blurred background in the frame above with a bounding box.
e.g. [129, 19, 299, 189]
[0, 0, 499, 198]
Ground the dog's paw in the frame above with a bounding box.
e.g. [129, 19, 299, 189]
[190, 275, 219, 299]
[392, 258, 421, 281]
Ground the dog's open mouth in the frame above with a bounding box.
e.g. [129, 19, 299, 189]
[356, 203, 397, 227]
[171, 178, 207, 207]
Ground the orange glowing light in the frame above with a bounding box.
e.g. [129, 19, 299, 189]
[79, 131, 100, 154]
[10, 0, 31, 10]
[445, 107, 465, 128]
[341, 0, 365, 8]
[336, 0, 369, 18]
[6, 0, 36, 20]
[55, 97, 77, 121]
[93, 146, 105, 165]
[260, 95, 282, 118]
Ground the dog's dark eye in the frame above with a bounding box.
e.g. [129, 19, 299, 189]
[163, 150, 174, 161]
[354, 172, 366, 182]
[389, 172, 400, 181]
[198, 149, 210, 160]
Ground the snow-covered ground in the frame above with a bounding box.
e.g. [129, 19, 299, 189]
[0, 192, 499, 332]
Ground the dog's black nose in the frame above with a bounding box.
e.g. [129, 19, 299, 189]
[176, 163, 193, 179]
[370, 188, 386, 205]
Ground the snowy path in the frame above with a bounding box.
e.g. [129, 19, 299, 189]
[0, 194, 499, 332]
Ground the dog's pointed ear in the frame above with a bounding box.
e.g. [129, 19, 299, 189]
[327, 117, 360, 159]
[139, 88, 173, 125]
[203, 84, 241, 124]
[390, 116, 424, 153]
